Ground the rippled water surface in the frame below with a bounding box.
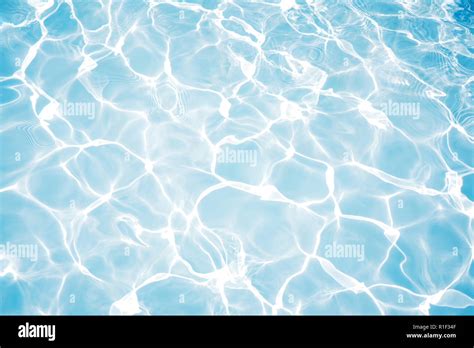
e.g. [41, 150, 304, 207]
[0, 0, 473, 315]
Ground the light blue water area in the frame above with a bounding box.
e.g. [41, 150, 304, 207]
[0, 0, 472, 315]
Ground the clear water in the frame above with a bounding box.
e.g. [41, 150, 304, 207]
[0, 0, 473, 315]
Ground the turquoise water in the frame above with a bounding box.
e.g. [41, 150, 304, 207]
[0, 0, 473, 315]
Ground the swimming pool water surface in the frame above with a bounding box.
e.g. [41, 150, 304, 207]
[0, 0, 473, 315]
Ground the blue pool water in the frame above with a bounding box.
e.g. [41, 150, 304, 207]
[0, 0, 473, 315]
